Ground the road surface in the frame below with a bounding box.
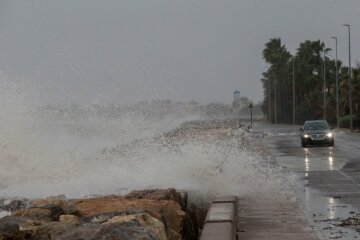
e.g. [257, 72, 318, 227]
[239, 122, 360, 239]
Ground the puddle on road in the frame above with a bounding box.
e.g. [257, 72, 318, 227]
[273, 139, 357, 238]
[294, 177, 360, 239]
[276, 156, 348, 173]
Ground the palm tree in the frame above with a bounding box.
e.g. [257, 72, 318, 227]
[262, 38, 291, 123]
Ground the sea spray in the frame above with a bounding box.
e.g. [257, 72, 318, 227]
[0, 76, 286, 202]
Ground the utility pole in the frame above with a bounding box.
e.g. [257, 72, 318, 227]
[233, 90, 240, 126]
[323, 48, 326, 120]
[274, 79, 277, 124]
[268, 80, 271, 122]
[331, 36, 339, 128]
[343, 24, 353, 131]
[292, 56, 295, 124]
[249, 103, 254, 128]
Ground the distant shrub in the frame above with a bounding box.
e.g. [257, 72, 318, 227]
[339, 115, 360, 128]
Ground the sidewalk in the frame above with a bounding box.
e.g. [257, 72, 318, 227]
[237, 192, 319, 239]
[237, 124, 320, 239]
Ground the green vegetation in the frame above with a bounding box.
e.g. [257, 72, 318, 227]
[339, 115, 360, 128]
[261, 38, 360, 127]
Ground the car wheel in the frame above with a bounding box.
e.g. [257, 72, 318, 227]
[329, 140, 334, 147]
[301, 140, 306, 148]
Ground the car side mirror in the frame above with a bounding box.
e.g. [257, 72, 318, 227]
[299, 128, 303, 131]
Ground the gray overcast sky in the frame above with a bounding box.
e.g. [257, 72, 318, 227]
[0, 0, 359, 105]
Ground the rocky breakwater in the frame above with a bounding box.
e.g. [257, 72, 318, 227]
[0, 189, 207, 240]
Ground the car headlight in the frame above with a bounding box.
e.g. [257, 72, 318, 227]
[327, 132, 333, 138]
[304, 134, 310, 138]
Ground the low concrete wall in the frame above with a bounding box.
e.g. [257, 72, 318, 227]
[200, 195, 238, 240]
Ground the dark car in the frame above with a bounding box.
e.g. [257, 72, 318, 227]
[300, 120, 334, 147]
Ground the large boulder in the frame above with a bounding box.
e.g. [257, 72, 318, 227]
[31, 198, 70, 214]
[0, 216, 32, 239]
[81, 209, 162, 224]
[19, 219, 48, 232]
[125, 189, 188, 211]
[28, 222, 89, 240]
[59, 214, 81, 224]
[13, 204, 64, 221]
[95, 222, 159, 240]
[31, 221, 158, 240]
[69, 197, 185, 239]
[0, 189, 201, 240]
[13, 208, 53, 221]
[104, 214, 167, 240]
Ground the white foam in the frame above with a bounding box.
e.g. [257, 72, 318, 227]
[0, 211, 11, 218]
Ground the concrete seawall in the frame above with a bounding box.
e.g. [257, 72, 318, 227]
[200, 195, 238, 240]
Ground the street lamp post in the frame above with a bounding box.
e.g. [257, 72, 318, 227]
[249, 103, 254, 128]
[268, 80, 271, 122]
[331, 36, 339, 128]
[343, 24, 353, 131]
[233, 90, 240, 126]
[274, 79, 277, 124]
[292, 56, 295, 124]
[323, 48, 326, 120]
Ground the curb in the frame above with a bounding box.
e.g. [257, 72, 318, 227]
[200, 195, 238, 240]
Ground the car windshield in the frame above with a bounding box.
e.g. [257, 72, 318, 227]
[304, 121, 329, 130]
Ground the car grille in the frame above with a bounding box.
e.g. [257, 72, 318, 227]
[310, 134, 325, 140]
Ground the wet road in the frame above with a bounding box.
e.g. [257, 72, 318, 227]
[258, 122, 360, 239]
